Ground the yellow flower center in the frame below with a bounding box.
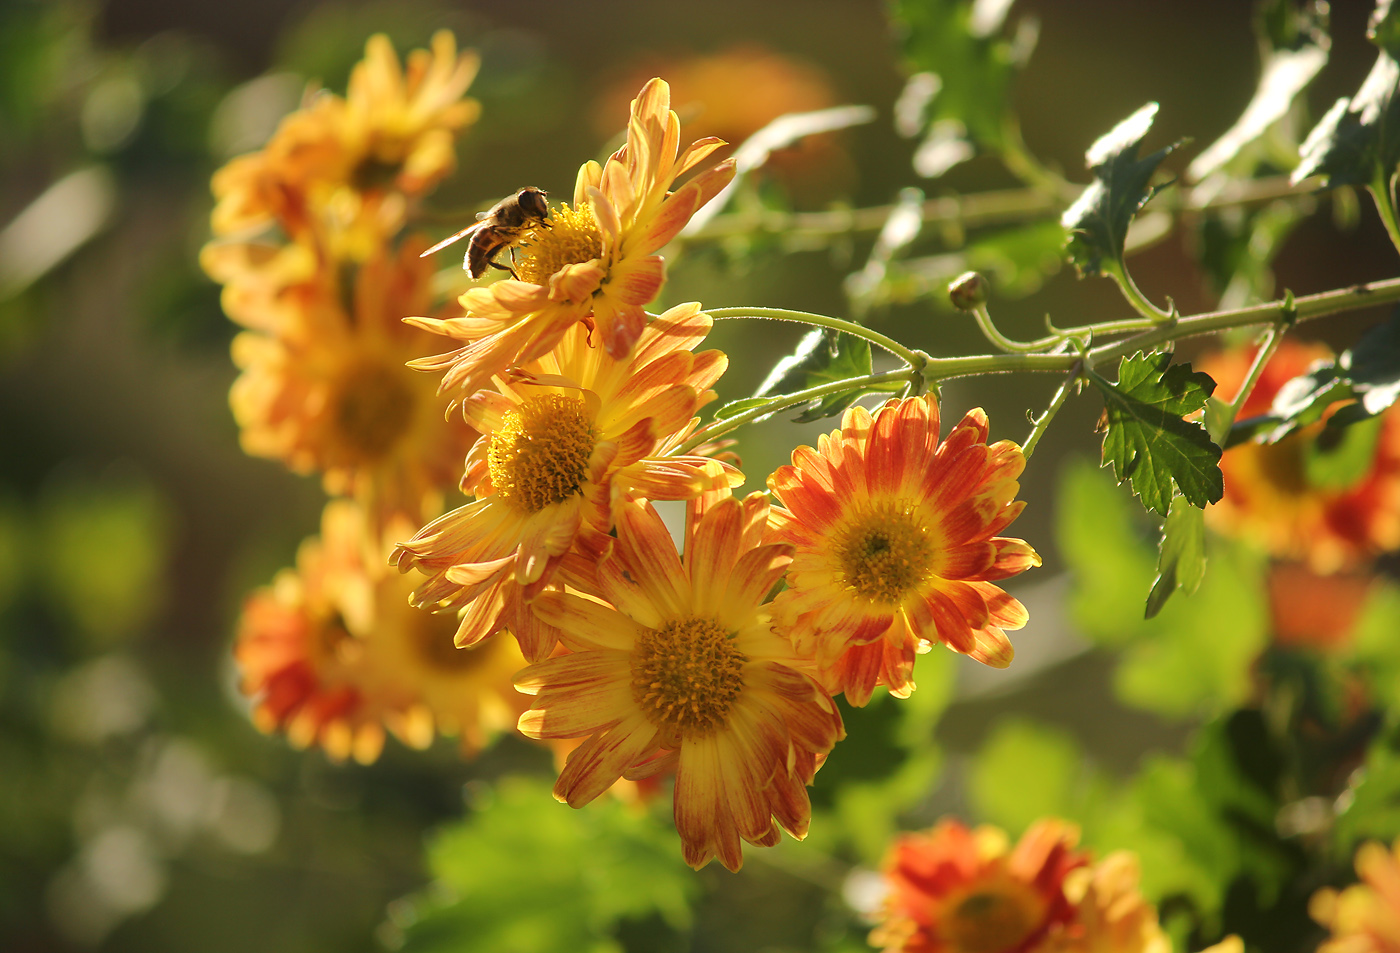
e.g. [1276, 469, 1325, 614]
[411, 613, 489, 672]
[332, 361, 416, 462]
[939, 881, 1046, 953]
[515, 202, 604, 286]
[631, 617, 746, 737]
[833, 500, 937, 603]
[487, 393, 595, 513]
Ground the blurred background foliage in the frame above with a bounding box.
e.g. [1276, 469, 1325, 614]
[4, 0, 1400, 951]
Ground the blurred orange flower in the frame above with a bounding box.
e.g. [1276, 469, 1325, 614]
[518, 494, 844, 872]
[211, 31, 479, 260]
[235, 501, 528, 763]
[411, 77, 735, 399]
[1312, 837, 1400, 953]
[392, 303, 737, 661]
[871, 819, 1088, 953]
[767, 394, 1039, 705]
[1202, 339, 1400, 572]
[228, 239, 476, 527]
[1042, 852, 1170, 953]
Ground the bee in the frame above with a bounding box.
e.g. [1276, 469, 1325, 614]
[420, 186, 551, 279]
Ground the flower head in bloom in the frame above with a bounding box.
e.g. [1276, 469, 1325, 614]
[1201, 339, 1400, 572]
[229, 240, 476, 526]
[393, 302, 738, 661]
[211, 31, 479, 259]
[871, 819, 1089, 953]
[1041, 852, 1170, 953]
[410, 77, 736, 400]
[767, 393, 1040, 705]
[235, 501, 528, 762]
[1312, 837, 1400, 953]
[517, 493, 844, 871]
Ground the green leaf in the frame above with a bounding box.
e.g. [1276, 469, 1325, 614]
[968, 719, 1086, 834]
[1062, 103, 1182, 277]
[1226, 305, 1400, 445]
[1187, 42, 1328, 181]
[752, 327, 879, 423]
[1336, 737, 1400, 852]
[1088, 351, 1224, 516]
[890, 0, 1033, 175]
[1292, 45, 1400, 189]
[1057, 458, 1266, 718]
[712, 396, 774, 422]
[1145, 495, 1207, 619]
[397, 777, 694, 953]
[1305, 408, 1386, 488]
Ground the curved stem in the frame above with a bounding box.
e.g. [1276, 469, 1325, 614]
[675, 370, 913, 456]
[1000, 116, 1075, 202]
[706, 307, 927, 370]
[971, 304, 1059, 353]
[1106, 260, 1173, 322]
[1022, 371, 1079, 460]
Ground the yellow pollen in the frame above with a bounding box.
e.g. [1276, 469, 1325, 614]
[833, 500, 937, 603]
[939, 882, 1045, 953]
[332, 362, 416, 461]
[515, 202, 604, 286]
[630, 617, 746, 737]
[487, 393, 595, 513]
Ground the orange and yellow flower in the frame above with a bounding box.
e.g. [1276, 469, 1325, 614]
[767, 394, 1040, 705]
[229, 239, 476, 526]
[392, 302, 737, 661]
[1202, 339, 1400, 572]
[235, 500, 528, 763]
[1312, 837, 1400, 953]
[517, 494, 844, 871]
[410, 77, 736, 401]
[1042, 852, 1170, 953]
[211, 31, 479, 259]
[871, 819, 1089, 953]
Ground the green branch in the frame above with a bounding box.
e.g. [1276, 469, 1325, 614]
[705, 307, 927, 370]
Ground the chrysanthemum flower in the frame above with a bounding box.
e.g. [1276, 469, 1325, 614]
[211, 31, 479, 258]
[409, 77, 735, 400]
[229, 240, 475, 525]
[870, 818, 1089, 953]
[1202, 339, 1400, 572]
[235, 501, 528, 763]
[1312, 837, 1400, 953]
[767, 393, 1040, 706]
[516, 494, 844, 871]
[1042, 852, 1170, 953]
[392, 302, 738, 661]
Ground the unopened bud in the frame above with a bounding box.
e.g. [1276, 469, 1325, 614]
[948, 271, 989, 311]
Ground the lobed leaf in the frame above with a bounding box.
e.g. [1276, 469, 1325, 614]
[1088, 351, 1224, 516]
[1062, 103, 1182, 277]
[1145, 495, 1207, 619]
[1292, 33, 1400, 189]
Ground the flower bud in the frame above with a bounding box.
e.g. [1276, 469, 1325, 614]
[948, 271, 989, 311]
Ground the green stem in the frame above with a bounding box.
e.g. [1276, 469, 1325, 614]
[1225, 326, 1283, 424]
[1022, 371, 1079, 460]
[676, 370, 912, 455]
[923, 277, 1400, 382]
[1370, 171, 1400, 259]
[1106, 260, 1173, 322]
[670, 175, 1307, 246]
[705, 307, 927, 370]
[972, 304, 1056, 353]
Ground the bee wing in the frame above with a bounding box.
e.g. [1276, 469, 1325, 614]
[420, 221, 487, 258]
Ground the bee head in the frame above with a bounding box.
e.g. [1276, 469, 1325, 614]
[517, 187, 550, 221]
